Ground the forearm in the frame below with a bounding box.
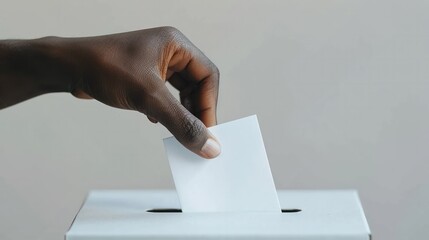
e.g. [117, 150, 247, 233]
[0, 37, 77, 109]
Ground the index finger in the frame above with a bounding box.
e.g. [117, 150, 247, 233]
[167, 38, 219, 127]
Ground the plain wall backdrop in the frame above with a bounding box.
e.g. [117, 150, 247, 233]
[1, 0, 428, 239]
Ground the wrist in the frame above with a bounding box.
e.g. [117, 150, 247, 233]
[0, 37, 79, 95]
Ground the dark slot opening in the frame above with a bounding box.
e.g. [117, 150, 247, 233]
[281, 208, 302, 213]
[146, 208, 302, 213]
[147, 208, 182, 213]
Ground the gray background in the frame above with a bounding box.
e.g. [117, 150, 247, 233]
[1, 0, 428, 239]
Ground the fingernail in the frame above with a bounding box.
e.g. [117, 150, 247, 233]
[201, 137, 221, 159]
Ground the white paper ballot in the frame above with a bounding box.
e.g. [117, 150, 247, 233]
[163, 115, 281, 213]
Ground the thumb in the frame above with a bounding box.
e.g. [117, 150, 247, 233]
[153, 87, 221, 159]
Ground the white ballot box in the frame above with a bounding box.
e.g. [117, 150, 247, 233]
[66, 190, 371, 240]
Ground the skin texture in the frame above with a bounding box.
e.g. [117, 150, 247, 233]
[0, 27, 221, 158]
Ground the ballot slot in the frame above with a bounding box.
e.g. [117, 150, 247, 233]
[146, 208, 302, 213]
[146, 208, 182, 213]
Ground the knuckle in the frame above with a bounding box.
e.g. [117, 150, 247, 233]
[157, 26, 183, 44]
[206, 64, 220, 90]
[159, 26, 180, 33]
[205, 60, 220, 79]
[211, 64, 220, 77]
[211, 65, 220, 87]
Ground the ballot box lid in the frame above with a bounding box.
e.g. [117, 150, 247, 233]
[66, 190, 371, 240]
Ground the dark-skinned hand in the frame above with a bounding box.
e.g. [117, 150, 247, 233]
[0, 27, 221, 158]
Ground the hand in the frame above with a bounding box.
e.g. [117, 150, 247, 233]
[0, 27, 221, 158]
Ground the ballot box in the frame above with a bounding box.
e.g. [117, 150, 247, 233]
[66, 189, 371, 240]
